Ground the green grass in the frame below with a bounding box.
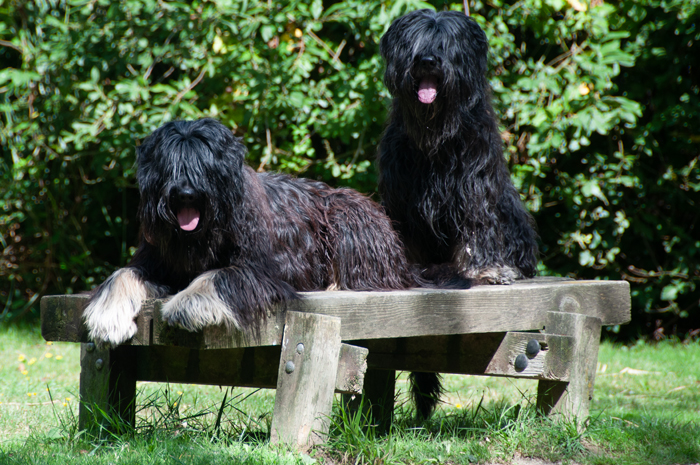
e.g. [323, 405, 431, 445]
[1, 326, 699, 465]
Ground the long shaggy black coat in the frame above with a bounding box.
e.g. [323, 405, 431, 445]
[377, 9, 539, 418]
[83, 118, 432, 348]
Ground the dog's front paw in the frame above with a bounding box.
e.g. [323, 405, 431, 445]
[84, 302, 138, 350]
[161, 272, 238, 332]
[470, 265, 522, 285]
[83, 268, 151, 349]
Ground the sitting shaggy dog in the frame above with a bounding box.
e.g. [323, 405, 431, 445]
[377, 9, 539, 418]
[84, 118, 437, 348]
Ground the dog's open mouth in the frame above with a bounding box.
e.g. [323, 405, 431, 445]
[177, 208, 200, 231]
[418, 76, 438, 104]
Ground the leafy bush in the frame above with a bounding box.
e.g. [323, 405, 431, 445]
[1, 0, 698, 338]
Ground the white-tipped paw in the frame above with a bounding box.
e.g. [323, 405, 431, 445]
[83, 268, 148, 349]
[161, 272, 239, 332]
[470, 265, 522, 285]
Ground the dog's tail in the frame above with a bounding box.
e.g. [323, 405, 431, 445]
[409, 372, 444, 420]
[415, 263, 472, 290]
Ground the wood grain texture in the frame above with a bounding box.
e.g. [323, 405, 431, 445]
[40, 278, 632, 348]
[537, 311, 603, 422]
[335, 344, 369, 394]
[78, 344, 137, 434]
[352, 333, 573, 380]
[270, 311, 342, 448]
[41, 295, 89, 343]
[124, 343, 366, 394]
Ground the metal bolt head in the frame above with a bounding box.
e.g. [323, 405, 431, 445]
[285, 361, 295, 374]
[526, 339, 541, 357]
[95, 358, 104, 370]
[514, 354, 528, 371]
[86, 342, 95, 352]
[296, 343, 305, 355]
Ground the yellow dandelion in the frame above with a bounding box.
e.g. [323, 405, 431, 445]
[62, 403, 67, 407]
[65, 397, 71, 402]
[55, 355, 63, 360]
[21, 370, 28, 376]
[173, 402, 178, 407]
[45, 353, 53, 358]
[18, 354, 26, 362]
[177, 391, 183, 395]
[578, 83, 590, 96]
[46, 341, 53, 346]
[27, 393, 32, 397]
[455, 403, 462, 409]
[294, 28, 303, 38]
[28, 357, 37, 365]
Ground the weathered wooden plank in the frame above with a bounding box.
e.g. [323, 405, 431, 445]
[485, 332, 573, 380]
[41, 295, 89, 343]
[200, 278, 630, 349]
[353, 333, 573, 381]
[282, 279, 629, 343]
[270, 311, 342, 448]
[132, 300, 155, 346]
[537, 312, 603, 422]
[41, 278, 631, 349]
[129, 343, 365, 394]
[133, 345, 280, 388]
[152, 300, 287, 348]
[335, 344, 369, 394]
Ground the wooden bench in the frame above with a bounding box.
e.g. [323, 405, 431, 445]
[40, 277, 630, 448]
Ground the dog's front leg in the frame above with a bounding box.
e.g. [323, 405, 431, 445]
[454, 236, 522, 285]
[161, 266, 298, 333]
[83, 268, 165, 348]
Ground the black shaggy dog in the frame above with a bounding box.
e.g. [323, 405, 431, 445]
[378, 10, 539, 418]
[84, 118, 436, 348]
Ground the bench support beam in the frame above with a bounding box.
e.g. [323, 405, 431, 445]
[536, 311, 603, 422]
[270, 311, 342, 448]
[79, 344, 137, 435]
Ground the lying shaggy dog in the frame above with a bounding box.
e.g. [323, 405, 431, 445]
[377, 9, 540, 418]
[84, 118, 448, 348]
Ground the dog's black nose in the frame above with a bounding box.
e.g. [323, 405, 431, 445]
[421, 56, 438, 68]
[177, 186, 196, 204]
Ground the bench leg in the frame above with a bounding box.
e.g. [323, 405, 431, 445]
[342, 368, 396, 434]
[537, 312, 602, 422]
[270, 311, 342, 448]
[79, 344, 137, 435]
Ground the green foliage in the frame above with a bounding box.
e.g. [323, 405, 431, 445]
[1, 0, 698, 337]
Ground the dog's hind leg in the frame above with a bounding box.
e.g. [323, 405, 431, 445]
[83, 268, 164, 348]
[161, 265, 298, 333]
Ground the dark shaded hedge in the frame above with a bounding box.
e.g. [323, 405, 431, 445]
[1, 0, 698, 339]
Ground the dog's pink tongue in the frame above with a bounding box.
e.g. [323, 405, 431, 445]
[177, 208, 200, 231]
[418, 77, 438, 104]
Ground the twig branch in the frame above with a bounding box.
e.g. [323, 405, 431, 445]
[174, 67, 207, 103]
[0, 40, 22, 52]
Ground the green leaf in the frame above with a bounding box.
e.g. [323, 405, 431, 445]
[661, 285, 679, 302]
[311, 0, 323, 19]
